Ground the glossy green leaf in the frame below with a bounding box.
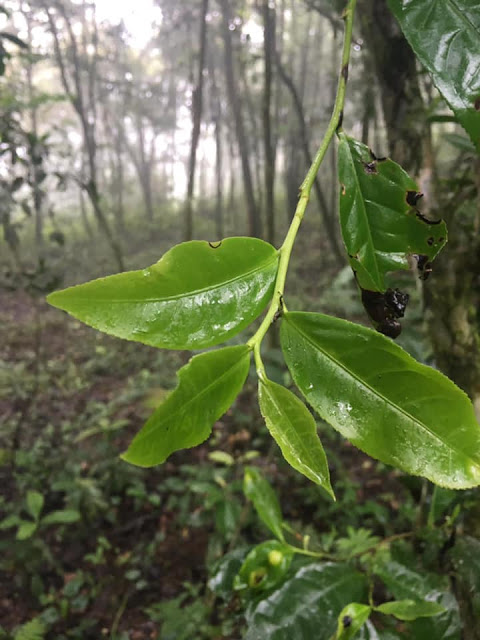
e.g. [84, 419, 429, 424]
[281, 312, 480, 488]
[26, 491, 44, 521]
[336, 603, 372, 639]
[244, 563, 368, 640]
[374, 561, 461, 640]
[47, 237, 278, 350]
[258, 379, 334, 498]
[208, 546, 250, 599]
[244, 466, 285, 541]
[376, 599, 445, 621]
[234, 540, 294, 593]
[122, 345, 250, 466]
[338, 134, 447, 291]
[387, 0, 480, 151]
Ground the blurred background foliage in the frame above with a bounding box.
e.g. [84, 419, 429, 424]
[1, 0, 479, 637]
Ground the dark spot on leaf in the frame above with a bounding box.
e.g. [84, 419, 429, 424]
[415, 211, 442, 225]
[363, 161, 377, 174]
[438, 237, 445, 243]
[341, 183, 346, 195]
[368, 148, 386, 162]
[406, 190, 423, 206]
[427, 237, 434, 246]
[474, 97, 480, 111]
[208, 241, 222, 249]
[343, 616, 353, 628]
[341, 63, 349, 80]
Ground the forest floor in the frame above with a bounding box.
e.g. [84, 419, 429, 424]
[0, 223, 416, 639]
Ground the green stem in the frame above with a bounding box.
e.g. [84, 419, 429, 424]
[248, 0, 357, 377]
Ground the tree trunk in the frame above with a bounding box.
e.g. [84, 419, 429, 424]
[45, 2, 124, 271]
[219, 0, 261, 237]
[184, 0, 209, 240]
[262, 0, 276, 245]
[275, 51, 344, 264]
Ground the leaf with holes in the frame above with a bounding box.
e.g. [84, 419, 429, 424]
[387, 0, 480, 151]
[338, 134, 447, 292]
[281, 312, 480, 489]
[47, 237, 278, 350]
[122, 345, 250, 466]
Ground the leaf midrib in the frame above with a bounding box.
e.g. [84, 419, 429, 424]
[262, 382, 323, 475]
[65, 253, 279, 305]
[131, 350, 250, 445]
[288, 318, 480, 471]
[343, 137, 382, 289]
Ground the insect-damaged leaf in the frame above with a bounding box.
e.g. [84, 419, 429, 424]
[387, 0, 480, 152]
[281, 312, 480, 489]
[122, 345, 250, 466]
[258, 379, 334, 498]
[47, 237, 278, 350]
[338, 134, 447, 292]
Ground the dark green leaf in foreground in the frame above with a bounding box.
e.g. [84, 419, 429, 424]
[387, 0, 480, 151]
[338, 134, 447, 292]
[244, 466, 285, 541]
[336, 603, 372, 639]
[122, 345, 250, 466]
[47, 237, 278, 350]
[281, 312, 480, 488]
[258, 379, 334, 498]
[244, 563, 368, 640]
[376, 599, 445, 621]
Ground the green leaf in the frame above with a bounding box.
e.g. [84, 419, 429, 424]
[209, 546, 251, 599]
[122, 345, 250, 466]
[13, 617, 46, 640]
[26, 491, 44, 521]
[258, 379, 334, 498]
[243, 466, 285, 541]
[234, 540, 294, 593]
[387, 0, 480, 151]
[16, 520, 38, 540]
[244, 563, 368, 640]
[373, 561, 461, 640]
[336, 603, 372, 639]
[0, 514, 21, 530]
[47, 237, 278, 350]
[338, 134, 447, 292]
[41, 510, 81, 526]
[208, 450, 235, 466]
[376, 599, 445, 621]
[280, 312, 480, 489]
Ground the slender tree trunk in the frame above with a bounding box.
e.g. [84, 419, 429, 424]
[208, 50, 224, 239]
[45, 2, 124, 271]
[275, 51, 344, 264]
[184, 0, 209, 240]
[262, 0, 276, 245]
[219, 0, 261, 237]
